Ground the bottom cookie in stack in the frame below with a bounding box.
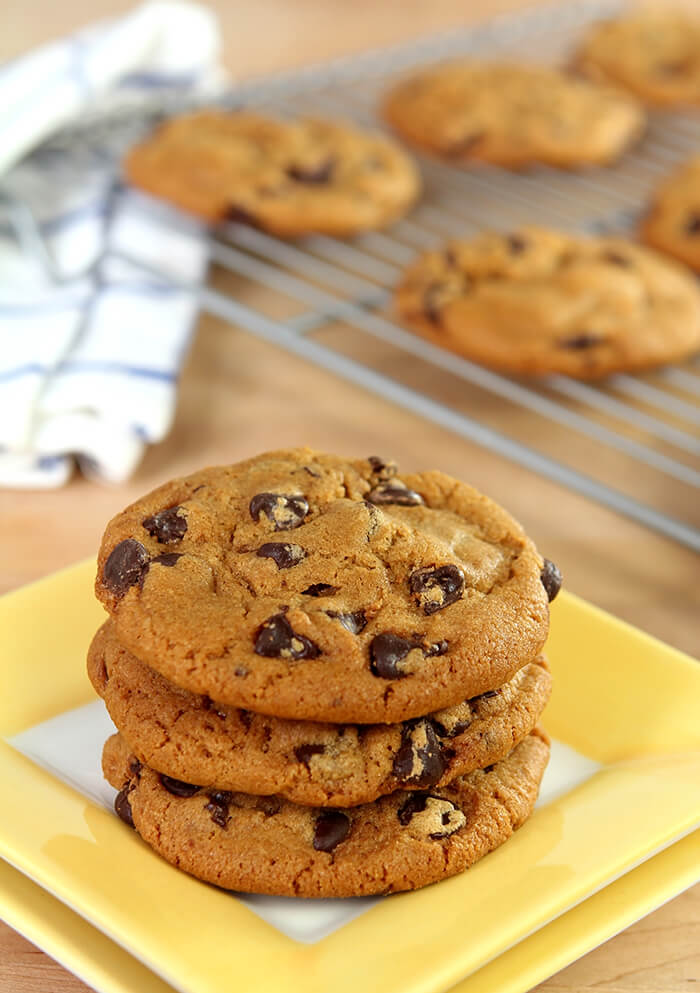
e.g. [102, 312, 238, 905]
[103, 729, 550, 898]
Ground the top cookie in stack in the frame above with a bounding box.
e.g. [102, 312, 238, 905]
[91, 449, 557, 896]
[95, 448, 551, 723]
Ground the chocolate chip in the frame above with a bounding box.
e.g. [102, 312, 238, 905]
[392, 720, 446, 787]
[142, 506, 187, 544]
[249, 492, 309, 530]
[160, 775, 201, 798]
[540, 558, 562, 602]
[397, 791, 429, 826]
[238, 709, 253, 730]
[327, 610, 367, 634]
[409, 564, 464, 615]
[103, 539, 150, 597]
[559, 333, 604, 350]
[431, 708, 472, 739]
[483, 764, 495, 774]
[684, 213, 700, 235]
[205, 790, 232, 828]
[447, 132, 485, 157]
[507, 234, 527, 255]
[313, 810, 350, 852]
[295, 743, 325, 765]
[367, 455, 397, 480]
[302, 583, 338, 597]
[370, 632, 415, 678]
[477, 688, 499, 700]
[425, 639, 448, 657]
[128, 757, 142, 777]
[258, 796, 282, 817]
[225, 205, 258, 226]
[287, 157, 334, 184]
[603, 251, 631, 267]
[256, 542, 305, 569]
[254, 613, 321, 659]
[366, 483, 423, 506]
[152, 552, 182, 567]
[397, 792, 465, 838]
[114, 786, 134, 828]
[423, 283, 444, 325]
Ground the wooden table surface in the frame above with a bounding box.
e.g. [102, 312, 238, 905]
[1, 1, 698, 992]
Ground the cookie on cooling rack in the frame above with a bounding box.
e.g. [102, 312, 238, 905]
[641, 157, 700, 273]
[103, 729, 550, 897]
[88, 619, 552, 807]
[394, 227, 700, 379]
[575, 7, 700, 107]
[123, 110, 421, 237]
[381, 61, 645, 169]
[94, 448, 553, 724]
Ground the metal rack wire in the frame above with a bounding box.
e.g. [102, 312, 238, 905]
[11, 0, 700, 549]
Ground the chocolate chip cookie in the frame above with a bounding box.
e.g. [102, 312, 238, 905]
[381, 61, 644, 169]
[641, 157, 700, 273]
[394, 227, 700, 378]
[103, 729, 550, 897]
[124, 110, 421, 236]
[95, 449, 553, 724]
[89, 619, 552, 807]
[575, 8, 700, 107]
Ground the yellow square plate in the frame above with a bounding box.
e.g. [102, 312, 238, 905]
[1, 561, 699, 993]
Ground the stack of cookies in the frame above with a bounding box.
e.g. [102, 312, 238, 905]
[88, 449, 558, 897]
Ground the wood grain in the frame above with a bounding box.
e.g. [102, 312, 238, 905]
[1, 1, 698, 992]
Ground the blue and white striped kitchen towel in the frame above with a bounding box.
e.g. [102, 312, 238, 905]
[0, 1, 226, 488]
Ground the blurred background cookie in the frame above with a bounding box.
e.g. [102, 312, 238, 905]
[382, 61, 645, 169]
[641, 156, 700, 272]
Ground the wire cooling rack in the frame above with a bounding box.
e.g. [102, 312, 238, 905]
[9, 0, 700, 549]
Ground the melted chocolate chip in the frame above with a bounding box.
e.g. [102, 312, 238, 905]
[295, 743, 326, 765]
[447, 132, 485, 157]
[114, 786, 134, 828]
[205, 790, 232, 828]
[559, 332, 604, 350]
[302, 583, 338, 597]
[392, 720, 446, 787]
[684, 213, 700, 235]
[603, 251, 631, 267]
[254, 613, 320, 659]
[160, 775, 201, 798]
[540, 558, 562, 602]
[327, 610, 367, 634]
[313, 810, 350, 853]
[397, 792, 464, 838]
[249, 492, 309, 530]
[287, 157, 334, 184]
[226, 205, 258, 226]
[256, 542, 305, 569]
[397, 791, 428, 825]
[367, 455, 397, 480]
[431, 711, 471, 739]
[258, 796, 282, 817]
[425, 639, 448, 657]
[366, 483, 423, 506]
[103, 539, 150, 597]
[142, 506, 187, 544]
[152, 552, 182, 567]
[422, 282, 445, 324]
[370, 632, 415, 678]
[409, 564, 465, 615]
[507, 234, 527, 255]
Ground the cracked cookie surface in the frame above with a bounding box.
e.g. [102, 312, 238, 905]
[575, 8, 700, 107]
[382, 61, 644, 169]
[89, 620, 551, 806]
[124, 110, 421, 236]
[95, 448, 551, 723]
[103, 729, 549, 897]
[395, 227, 700, 378]
[641, 157, 700, 273]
